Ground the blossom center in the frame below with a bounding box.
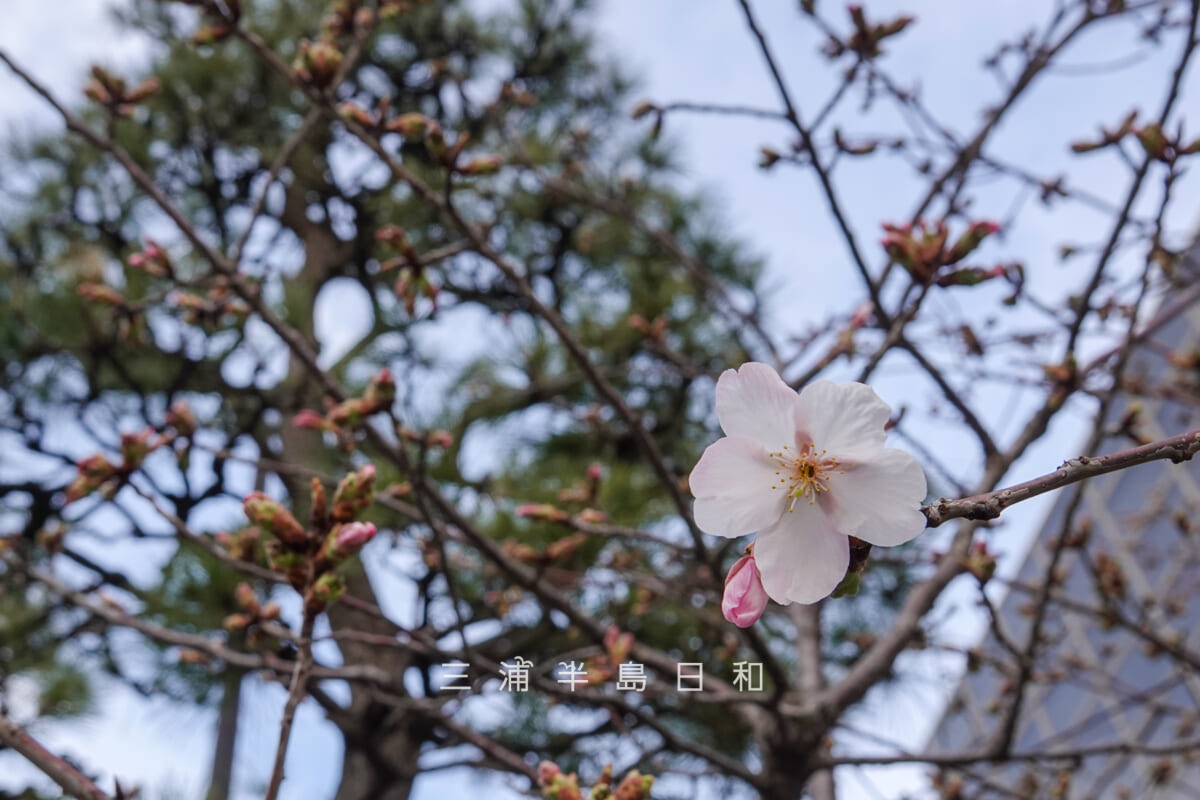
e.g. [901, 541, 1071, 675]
[768, 443, 841, 512]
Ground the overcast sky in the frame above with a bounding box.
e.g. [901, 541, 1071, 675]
[3, 1, 1200, 798]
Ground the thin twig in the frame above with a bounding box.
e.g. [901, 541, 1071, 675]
[264, 609, 317, 800]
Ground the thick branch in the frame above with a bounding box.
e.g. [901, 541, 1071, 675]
[0, 713, 112, 800]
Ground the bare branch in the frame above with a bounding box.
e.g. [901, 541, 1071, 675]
[923, 428, 1200, 527]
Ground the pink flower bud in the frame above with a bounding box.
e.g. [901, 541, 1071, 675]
[292, 409, 327, 430]
[335, 521, 377, 552]
[537, 761, 562, 785]
[427, 429, 453, 448]
[849, 300, 874, 329]
[722, 555, 769, 628]
[365, 368, 396, 410]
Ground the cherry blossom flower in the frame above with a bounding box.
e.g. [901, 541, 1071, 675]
[722, 555, 769, 627]
[691, 362, 926, 606]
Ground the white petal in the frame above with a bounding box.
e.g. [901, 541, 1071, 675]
[825, 448, 927, 547]
[715, 362, 802, 449]
[753, 503, 849, 605]
[690, 436, 787, 538]
[795, 380, 891, 460]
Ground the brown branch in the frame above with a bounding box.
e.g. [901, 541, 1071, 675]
[734, 0, 886, 320]
[655, 100, 789, 121]
[0, 713, 113, 800]
[819, 734, 1200, 768]
[1063, 0, 1200, 353]
[0, 550, 389, 685]
[264, 609, 317, 800]
[922, 428, 1200, 527]
[229, 106, 323, 263]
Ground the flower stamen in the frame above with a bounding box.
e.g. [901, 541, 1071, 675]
[767, 443, 841, 511]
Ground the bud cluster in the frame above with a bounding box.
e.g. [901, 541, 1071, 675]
[128, 241, 173, 278]
[64, 428, 168, 503]
[294, 39, 345, 88]
[1072, 110, 1200, 164]
[373, 226, 440, 316]
[338, 95, 505, 180]
[293, 367, 400, 439]
[582, 626, 635, 685]
[83, 66, 159, 117]
[163, 0, 243, 45]
[76, 282, 126, 309]
[240, 467, 378, 613]
[537, 761, 654, 800]
[169, 283, 251, 327]
[223, 581, 282, 634]
[504, 529, 586, 566]
[822, 5, 914, 61]
[881, 219, 1019, 299]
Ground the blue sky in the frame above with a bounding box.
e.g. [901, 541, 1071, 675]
[3, 1, 1200, 798]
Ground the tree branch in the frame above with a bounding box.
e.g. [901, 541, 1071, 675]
[0, 713, 112, 800]
[922, 428, 1200, 527]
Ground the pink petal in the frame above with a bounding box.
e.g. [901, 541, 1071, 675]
[795, 380, 891, 460]
[753, 503, 849, 605]
[690, 436, 787, 538]
[824, 448, 927, 546]
[715, 362, 803, 449]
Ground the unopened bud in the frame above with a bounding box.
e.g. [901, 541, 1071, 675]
[364, 368, 395, 411]
[332, 464, 377, 522]
[1135, 123, 1169, 161]
[307, 572, 346, 611]
[166, 401, 197, 436]
[386, 112, 431, 139]
[722, 555, 769, 626]
[338, 100, 375, 127]
[243, 492, 309, 550]
[459, 154, 502, 175]
[515, 503, 569, 523]
[223, 612, 253, 631]
[119, 429, 156, 469]
[303, 40, 344, 88]
[234, 582, 259, 612]
[77, 283, 125, 307]
[630, 101, 656, 120]
[321, 521, 377, 565]
[946, 221, 1000, 264]
[292, 409, 328, 430]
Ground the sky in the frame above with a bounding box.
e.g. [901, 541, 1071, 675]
[2, 1, 1200, 798]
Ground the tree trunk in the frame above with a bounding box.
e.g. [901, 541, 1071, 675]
[206, 670, 242, 800]
[270, 212, 425, 800]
